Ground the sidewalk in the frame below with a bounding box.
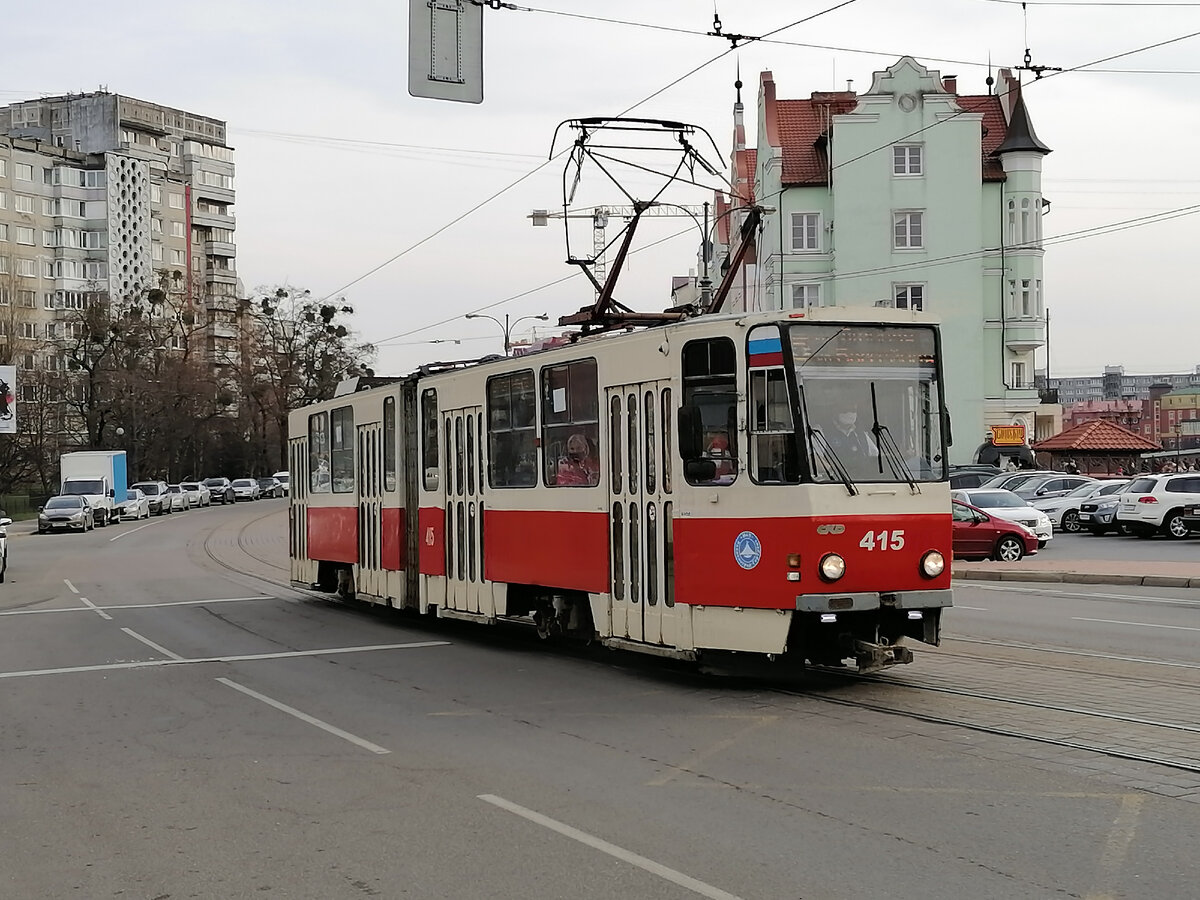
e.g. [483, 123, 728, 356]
[954, 556, 1200, 589]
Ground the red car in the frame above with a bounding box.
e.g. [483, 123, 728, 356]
[952, 500, 1040, 562]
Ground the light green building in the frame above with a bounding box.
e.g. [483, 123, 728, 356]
[716, 57, 1050, 466]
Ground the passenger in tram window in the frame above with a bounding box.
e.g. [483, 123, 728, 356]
[555, 433, 600, 486]
[704, 434, 736, 484]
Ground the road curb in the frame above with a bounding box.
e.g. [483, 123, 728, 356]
[953, 569, 1200, 589]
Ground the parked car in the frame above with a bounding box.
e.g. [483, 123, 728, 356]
[1011, 474, 1097, 502]
[180, 481, 211, 508]
[1079, 481, 1140, 535]
[950, 488, 1053, 546]
[204, 477, 236, 505]
[949, 465, 1002, 490]
[272, 471, 291, 496]
[1115, 473, 1200, 539]
[952, 499, 1040, 562]
[231, 478, 261, 501]
[119, 488, 151, 521]
[38, 495, 94, 533]
[165, 484, 190, 511]
[977, 470, 1063, 492]
[130, 481, 172, 516]
[256, 476, 283, 499]
[0, 511, 12, 582]
[1033, 479, 1130, 533]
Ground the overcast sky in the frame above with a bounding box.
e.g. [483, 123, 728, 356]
[6, 0, 1199, 379]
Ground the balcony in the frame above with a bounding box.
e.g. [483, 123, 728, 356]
[1003, 318, 1045, 352]
[208, 321, 240, 340]
[192, 208, 235, 230]
[205, 267, 238, 286]
[205, 240, 236, 257]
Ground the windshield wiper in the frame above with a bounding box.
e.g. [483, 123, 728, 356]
[870, 383, 919, 492]
[808, 426, 859, 496]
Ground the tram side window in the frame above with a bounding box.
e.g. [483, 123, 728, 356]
[330, 406, 354, 493]
[487, 370, 537, 487]
[680, 337, 739, 486]
[542, 359, 600, 487]
[383, 396, 397, 492]
[749, 368, 799, 484]
[309, 411, 330, 493]
[422, 389, 439, 490]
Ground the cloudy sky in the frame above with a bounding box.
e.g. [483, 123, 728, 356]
[7, 0, 1199, 379]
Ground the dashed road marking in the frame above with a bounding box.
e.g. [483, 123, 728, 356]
[63, 579, 78, 594]
[1073, 616, 1200, 633]
[120, 628, 184, 660]
[80, 597, 111, 621]
[0, 596, 275, 616]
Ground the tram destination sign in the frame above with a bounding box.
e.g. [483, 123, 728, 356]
[790, 325, 936, 369]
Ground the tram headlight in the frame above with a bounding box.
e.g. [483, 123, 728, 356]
[819, 553, 846, 583]
[920, 550, 946, 579]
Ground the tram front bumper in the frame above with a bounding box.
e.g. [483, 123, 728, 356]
[796, 588, 952, 614]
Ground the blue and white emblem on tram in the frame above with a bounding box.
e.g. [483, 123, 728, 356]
[733, 531, 762, 570]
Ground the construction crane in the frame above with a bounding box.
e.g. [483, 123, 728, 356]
[529, 202, 711, 290]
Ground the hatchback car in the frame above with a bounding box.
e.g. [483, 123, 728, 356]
[204, 477, 236, 504]
[952, 500, 1040, 562]
[1079, 481, 1140, 535]
[180, 481, 211, 507]
[131, 481, 173, 516]
[950, 488, 1053, 546]
[165, 484, 190, 511]
[256, 477, 282, 499]
[1116, 473, 1200, 539]
[119, 488, 151, 521]
[1011, 474, 1097, 502]
[38, 495, 94, 533]
[1033, 479, 1131, 533]
[231, 478, 261, 501]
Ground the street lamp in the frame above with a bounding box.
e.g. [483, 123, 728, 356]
[465, 312, 549, 356]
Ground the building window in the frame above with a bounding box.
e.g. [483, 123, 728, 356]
[152, 243, 164, 261]
[893, 283, 925, 311]
[15, 194, 34, 214]
[18, 290, 34, 308]
[20, 322, 36, 339]
[0, 224, 6, 242]
[151, 184, 161, 204]
[542, 359, 600, 487]
[0, 192, 5, 210]
[15, 163, 33, 182]
[0, 159, 6, 178]
[791, 283, 821, 309]
[1021, 279, 1032, 317]
[170, 249, 185, 264]
[790, 213, 820, 252]
[168, 192, 184, 209]
[1021, 198, 1031, 243]
[151, 218, 163, 235]
[15, 227, 35, 246]
[16, 259, 35, 277]
[20, 353, 34, 371]
[892, 145, 923, 176]
[893, 211, 923, 249]
[487, 369, 537, 487]
[46, 322, 57, 339]
[1011, 362, 1027, 389]
[170, 221, 185, 238]
[1007, 200, 1016, 245]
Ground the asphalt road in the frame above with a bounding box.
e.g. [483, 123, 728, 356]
[1038, 531, 1200, 564]
[3, 501, 1200, 899]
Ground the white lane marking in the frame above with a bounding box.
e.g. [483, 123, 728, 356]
[64, 579, 79, 594]
[971, 584, 1200, 607]
[120, 628, 184, 660]
[109, 521, 155, 542]
[216, 677, 390, 755]
[1072, 617, 1200, 633]
[952, 605, 989, 611]
[80, 597, 112, 621]
[0, 596, 276, 616]
[0, 641, 450, 680]
[478, 794, 743, 900]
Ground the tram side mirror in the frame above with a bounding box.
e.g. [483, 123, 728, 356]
[942, 409, 953, 448]
[678, 405, 702, 460]
[684, 459, 717, 482]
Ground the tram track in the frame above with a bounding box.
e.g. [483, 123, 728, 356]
[197, 504, 291, 585]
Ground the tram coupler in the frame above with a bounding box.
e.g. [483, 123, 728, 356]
[854, 640, 914, 673]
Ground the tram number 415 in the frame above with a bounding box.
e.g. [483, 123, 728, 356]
[859, 530, 905, 551]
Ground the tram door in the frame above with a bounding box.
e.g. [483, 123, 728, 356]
[444, 407, 486, 614]
[356, 422, 384, 598]
[607, 381, 675, 645]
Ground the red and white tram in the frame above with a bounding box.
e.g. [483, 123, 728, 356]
[288, 307, 953, 671]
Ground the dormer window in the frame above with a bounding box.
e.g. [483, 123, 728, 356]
[892, 145, 923, 176]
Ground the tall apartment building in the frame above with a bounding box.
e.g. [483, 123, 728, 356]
[1041, 365, 1200, 405]
[0, 92, 240, 388]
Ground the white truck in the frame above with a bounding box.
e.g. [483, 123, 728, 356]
[59, 450, 129, 527]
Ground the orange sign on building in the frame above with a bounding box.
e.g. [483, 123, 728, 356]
[991, 425, 1026, 446]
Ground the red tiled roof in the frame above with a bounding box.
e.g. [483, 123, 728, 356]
[956, 94, 1008, 181]
[769, 87, 1008, 185]
[777, 94, 857, 185]
[1033, 420, 1162, 452]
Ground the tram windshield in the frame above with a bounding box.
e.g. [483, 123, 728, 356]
[789, 324, 946, 484]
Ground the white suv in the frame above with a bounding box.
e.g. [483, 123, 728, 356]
[1115, 473, 1200, 539]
